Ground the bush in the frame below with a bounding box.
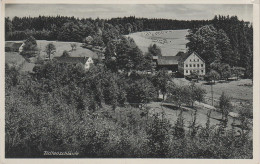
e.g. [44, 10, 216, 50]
[5, 62, 252, 158]
[126, 78, 156, 107]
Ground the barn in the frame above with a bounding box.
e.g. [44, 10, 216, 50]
[5, 42, 24, 52]
[156, 56, 180, 72]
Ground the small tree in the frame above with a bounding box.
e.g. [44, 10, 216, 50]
[21, 36, 38, 58]
[167, 83, 188, 110]
[219, 92, 232, 125]
[231, 67, 245, 80]
[45, 43, 56, 59]
[84, 36, 94, 45]
[70, 43, 77, 51]
[22, 36, 37, 51]
[205, 70, 220, 84]
[220, 64, 232, 80]
[61, 50, 70, 57]
[152, 69, 171, 100]
[126, 78, 156, 108]
[189, 82, 206, 108]
[148, 44, 162, 56]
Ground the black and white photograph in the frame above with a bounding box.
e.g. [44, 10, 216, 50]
[1, 0, 259, 162]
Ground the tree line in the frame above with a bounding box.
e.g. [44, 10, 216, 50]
[187, 15, 253, 79]
[5, 15, 212, 44]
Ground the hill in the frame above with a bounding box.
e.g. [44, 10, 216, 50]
[126, 29, 189, 56]
[36, 40, 98, 59]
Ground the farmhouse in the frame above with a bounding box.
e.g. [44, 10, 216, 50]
[178, 52, 206, 76]
[5, 42, 24, 53]
[53, 56, 94, 70]
[153, 51, 206, 76]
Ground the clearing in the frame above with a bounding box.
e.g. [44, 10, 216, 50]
[126, 29, 189, 56]
[36, 40, 98, 59]
[5, 40, 99, 72]
[147, 77, 253, 138]
[172, 78, 253, 107]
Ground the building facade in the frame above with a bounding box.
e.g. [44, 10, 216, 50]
[153, 52, 206, 76]
[178, 52, 205, 76]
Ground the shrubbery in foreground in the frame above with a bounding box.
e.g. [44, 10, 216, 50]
[5, 63, 252, 158]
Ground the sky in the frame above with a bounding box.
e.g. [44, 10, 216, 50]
[5, 4, 253, 22]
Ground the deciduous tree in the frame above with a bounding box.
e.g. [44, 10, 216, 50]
[45, 43, 56, 59]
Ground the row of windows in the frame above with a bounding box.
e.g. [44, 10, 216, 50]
[186, 70, 204, 73]
[190, 59, 200, 62]
[186, 64, 204, 67]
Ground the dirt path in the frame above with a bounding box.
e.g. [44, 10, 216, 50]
[147, 101, 252, 138]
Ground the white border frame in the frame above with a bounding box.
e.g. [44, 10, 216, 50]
[1, 0, 259, 164]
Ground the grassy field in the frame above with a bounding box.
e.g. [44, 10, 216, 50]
[148, 78, 253, 138]
[36, 40, 98, 59]
[6, 40, 98, 72]
[173, 78, 253, 104]
[5, 52, 35, 72]
[126, 29, 189, 56]
[5, 52, 26, 66]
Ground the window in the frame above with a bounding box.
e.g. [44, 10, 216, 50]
[190, 59, 192, 62]
[186, 64, 188, 67]
[194, 59, 196, 61]
[201, 64, 203, 67]
[197, 64, 199, 67]
[197, 59, 199, 62]
[193, 64, 196, 67]
[186, 70, 188, 73]
[190, 64, 192, 67]
[201, 70, 204, 73]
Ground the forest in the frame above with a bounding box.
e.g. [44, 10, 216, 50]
[5, 15, 253, 77]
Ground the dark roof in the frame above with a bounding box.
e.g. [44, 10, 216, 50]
[178, 52, 205, 62]
[176, 51, 185, 56]
[157, 56, 180, 65]
[5, 42, 23, 49]
[53, 56, 89, 64]
[156, 51, 205, 66]
[13, 43, 23, 49]
[178, 52, 191, 62]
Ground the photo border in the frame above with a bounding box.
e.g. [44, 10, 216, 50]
[1, 0, 259, 163]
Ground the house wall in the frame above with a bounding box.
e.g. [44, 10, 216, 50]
[85, 57, 94, 70]
[19, 43, 24, 53]
[182, 52, 205, 76]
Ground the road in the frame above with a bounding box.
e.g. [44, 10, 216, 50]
[147, 101, 252, 138]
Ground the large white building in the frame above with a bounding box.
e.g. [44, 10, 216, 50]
[178, 52, 206, 76]
[153, 51, 206, 76]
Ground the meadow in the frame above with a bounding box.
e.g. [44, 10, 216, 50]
[126, 29, 189, 56]
[5, 40, 98, 72]
[5, 52, 26, 67]
[36, 40, 98, 59]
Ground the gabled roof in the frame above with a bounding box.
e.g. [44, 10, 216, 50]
[13, 43, 23, 49]
[176, 51, 185, 56]
[178, 52, 205, 63]
[5, 42, 23, 49]
[157, 56, 181, 65]
[53, 56, 89, 64]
